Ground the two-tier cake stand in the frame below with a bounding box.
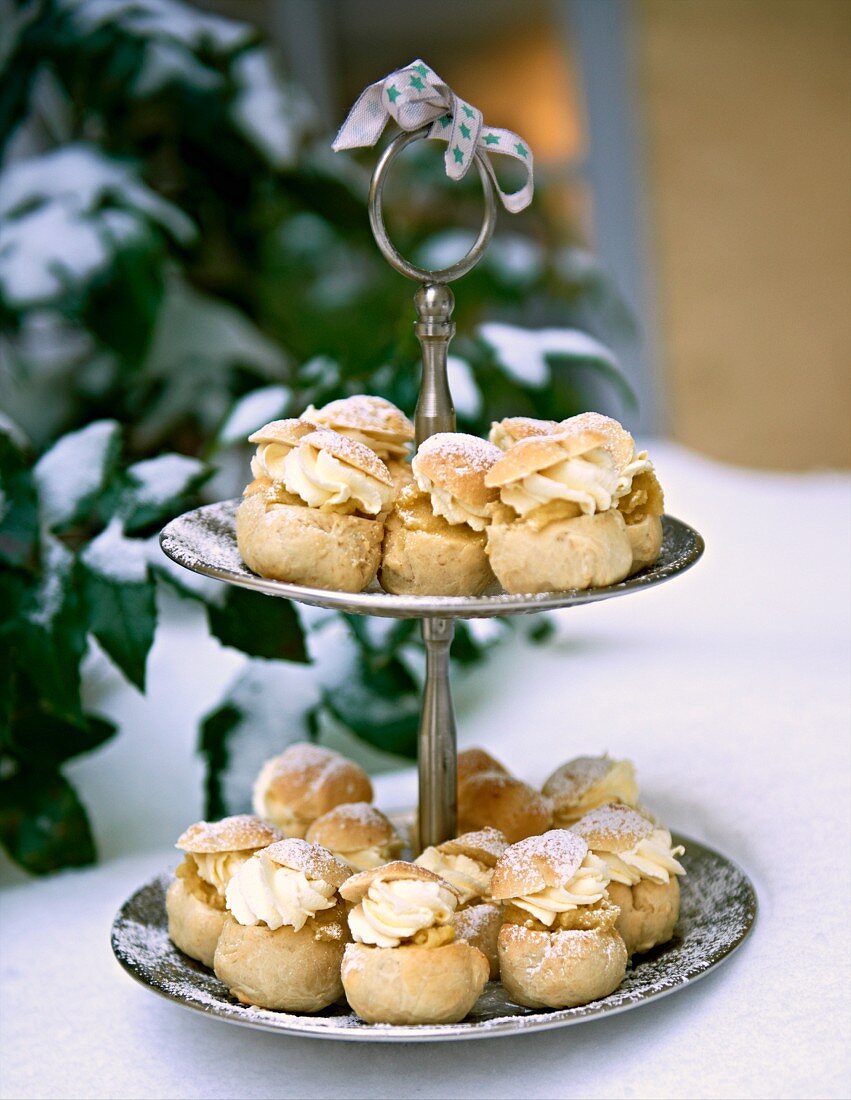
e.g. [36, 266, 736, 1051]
[111, 128, 756, 1041]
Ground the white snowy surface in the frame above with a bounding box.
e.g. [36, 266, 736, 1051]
[1, 442, 850, 1100]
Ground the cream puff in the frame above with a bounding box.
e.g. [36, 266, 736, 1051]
[457, 746, 510, 785]
[213, 838, 352, 1011]
[253, 743, 373, 837]
[302, 395, 415, 488]
[457, 769, 552, 844]
[543, 754, 639, 827]
[488, 416, 560, 451]
[379, 433, 502, 596]
[484, 427, 634, 594]
[236, 428, 396, 592]
[305, 801, 403, 871]
[166, 814, 282, 967]
[491, 830, 627, 1009]
[415, 826, 508, 979]
[572, 802, 685, 955]
[560, 412, 665, 574]
[339, 862, 489, 1025]
[244, 418, 315, 495]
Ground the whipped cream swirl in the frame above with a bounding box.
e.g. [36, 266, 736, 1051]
[283, 441, 394, 515]
[500, 447, 619, 518]
[613, 449, 654, 501]
[414, 848, 493, 905]
[192, 850, 254, 896]
[341, 845, 397, 872]
[251, 442, 295, 482]
[348, 877, 457, 948]
[510, 852, 610, 926]
[599, 829, 685, 886]
[226, 852, 337, 931]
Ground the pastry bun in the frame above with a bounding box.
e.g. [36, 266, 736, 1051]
[436, 825, 508, 867]
[214, 905, 350, 1011]
[452, 902, 502, 980]
[543, 755, 638, 827]
[253, 743, 373, 837]
[305, 802, 401, 861]
[341, 941, 488, 1025]
[235, 491, 385, 592]
[490, 829, 589, 900]
[489, 417, 560, 450]
[457, 747, 509, 785]
[608, 877, 680, 955]
[498, 904, 627, 1008]
[166, 875, 226, 968]
[339, 860, 455, 905]
[457, 771, 552, 844]
[175, 814, 282, 854]
[303, 395, 414, 445]
[412, 433, 502, 511]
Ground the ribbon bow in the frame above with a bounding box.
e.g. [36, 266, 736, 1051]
[332, 59, 534, 214]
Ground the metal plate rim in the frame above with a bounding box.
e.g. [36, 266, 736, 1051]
[159, 503, 704, 620]
[111, 833, 756, 1043]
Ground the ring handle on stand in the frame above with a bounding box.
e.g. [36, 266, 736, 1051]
[368, 126, 498, 284]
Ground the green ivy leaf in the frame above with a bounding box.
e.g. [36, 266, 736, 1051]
[80, 520, 157, 691]
[0, 416, 39, 568]
[324, 655, 419, 758]
[15, 535, 87, 722]
[0, 766, 96, 874]
[207, 587, 309, 663]
[199, 702, 241, 819]
[3, 702, 117, 768]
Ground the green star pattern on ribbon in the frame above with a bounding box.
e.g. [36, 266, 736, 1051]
[514, 142, 528, 158]
[453, 145, 464, 164]
[462, 104, 474, 118]
[459, 122, 471, 140]
[387, 85, 400, 103]
[483, 133, 500, 145]
[410, 75, 425, 91]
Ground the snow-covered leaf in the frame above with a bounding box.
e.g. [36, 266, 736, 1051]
[218, 386, 291, 445]
[230, 49, 314, 169]
[477, 322, 620, 388]
[0, 415, 38, 566]
[133, 38, 223, 96]
[323, 654, 419, 759]
[62, 0, 252, 53]
[34, 419, 120, 529]
[80, 518, 157, 689]
[122, 452, 209, 531]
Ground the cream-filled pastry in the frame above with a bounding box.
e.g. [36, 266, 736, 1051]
[213, 838, 352, 1011]
[302, 395, 414, 462]
[415, 827, 508, 979]
[253, 743, 373, 838]
[560, 412, 665, 573]
[484, 427, 634, 594]
[491, 830, 627, 1009]
[340, 862, 489, 1025]
[457, 746, 510, 785]
[488, 416, 560, 451]
[572, 802, 685, 954]
[305, 802, 403, 871]
[543, 754, 639, 827]
[245, 418, 315, 493]
[458, 769, 552, 844]
[236, 428, 396, 592]
[379, 433, 502, 596]
[166, 814, 282, 968]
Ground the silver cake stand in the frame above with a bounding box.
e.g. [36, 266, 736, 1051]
[114, 127, 750, 1043]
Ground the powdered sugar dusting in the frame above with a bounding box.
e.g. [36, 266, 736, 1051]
[176, 814, 282, 853]
[305, 396, 414, 439]
[543, 756, 616, 802]
[301, 430, 393, 486]
[571, 803, 654, 852]
[416, 433, 502, 475]
[111, 835, 756, 1040]
[491, 830, 588, 899]
[262, 837, 352, 888]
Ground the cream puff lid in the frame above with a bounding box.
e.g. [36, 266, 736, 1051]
[175, 814, 283, 853]
[261, 837, 353, 889]
[490, 829, 589, 900]
[488, 416, 560, 450]
[305, 802, 400, 855]
[569, 801, 655, 854]
[303, 395, 414, 444]
[339, 860, 460, 905]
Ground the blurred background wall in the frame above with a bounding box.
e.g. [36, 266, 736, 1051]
[195, 0, 851, 468]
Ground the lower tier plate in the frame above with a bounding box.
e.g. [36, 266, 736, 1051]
[111, 833, 756, 1043]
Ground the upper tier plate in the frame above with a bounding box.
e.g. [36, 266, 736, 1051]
[160, 502, 704, 619]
